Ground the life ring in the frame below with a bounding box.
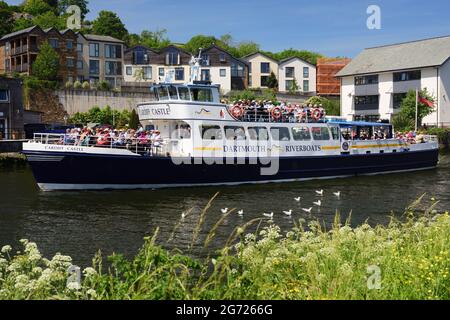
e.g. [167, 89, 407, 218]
[271, 107, 282, 120]
[312, 108, 322, 120]
[231, 105, 244, 118]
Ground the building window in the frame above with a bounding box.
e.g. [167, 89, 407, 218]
[285, 67, 294, 78]
[248, 75, 252, 87]
[76, 60, 83, 69]
[159, 67, 165, 77]
[219, 53, 226, 62]
[261, 76, 269, 87]
[303, 80, 309, 92]
[0, 89, 9, 102]
[303, 67, 309, 78]
[66, 40, 73, 50]
[261, 62, 270, 74]
[89, 43, 99, 57]
[393, 92, 407, 109]
[49, 39, 59, 49]
[105, 44, 122, 59]
[89, 60, 99, 75]
[5, 59, 10, 72]
[201, 54, 210, 66]
[126, 66, 132, 75]
[105, 61, 122, 76]
[143, 66, 152, 79]
[76, 75, 84, 82]
[285, 80, 294, 91]
[355, 75, 379, 85]
[175, 67, 184, 81]
[220, 68, 226, 77]
[354, 114, 380, 122]
[231, 62, 245, 77]
[66, 58, 75, 67]
[5, 42, 10, 54]
[89, 76, 99, 85]
[166, 51, 180, 65]
[393, 70, 421, 82]
[201, 69, 210, 81]
[354, 95, 379, 110]
[133, 49, 148, 64]
[105, 77, 116, 88]
[76, 43, 83, 52]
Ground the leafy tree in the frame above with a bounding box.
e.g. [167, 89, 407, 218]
[264, 49, 324, 65]
[13, 18, 34, 32]
[129, 109, 140, 130]
[91, 10, 128, 41]
[139, 29, 170, 50]
[58, 0, 89, 20]
[288, 79, 299, 94]
[32, 11, 66, 29]
[306, 96, 340, 116]
[42, 0, 58, 8]
[235, 41, 260, 58]
[133, 68, 144, 83]
[32, 41, 59, 81]
[0, 1, 13, 37]
[219, 34, 233, 47]
[23, 0, 52, 16]
[396, 88, 435, 129]
[267, 71, 278, 90]
[184, 35, 225, 54]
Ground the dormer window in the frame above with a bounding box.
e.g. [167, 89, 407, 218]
[166, 50, 180, 65]
[133, 48, 149, 65]
[219, 53, 226, 62]
[201, 54, 210, 66]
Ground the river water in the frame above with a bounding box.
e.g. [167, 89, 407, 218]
[1, 152, 449, 267]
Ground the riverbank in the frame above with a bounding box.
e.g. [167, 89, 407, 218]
[1, 204, 448, 300]
[0, 153, 27, 166]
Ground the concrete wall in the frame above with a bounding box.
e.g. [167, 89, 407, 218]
[57, 89, 155, 115]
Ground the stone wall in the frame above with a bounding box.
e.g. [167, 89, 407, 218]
[27, 89, 68, 124]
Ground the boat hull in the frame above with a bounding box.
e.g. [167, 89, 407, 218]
[23, 149, 439, 191]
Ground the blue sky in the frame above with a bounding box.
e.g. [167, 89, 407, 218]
[6, 0, 450, 57]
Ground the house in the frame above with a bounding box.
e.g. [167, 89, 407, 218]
[199, 45, 248, 93]
[337, 35, 450, 126]
[77, 33, 125, 88]
[278, 57, 316, 94]
[316, 58, 351, 96]
[123, 45, 158, 83]
[242, 52, 279, 89]
[0, 77, 24, 139]
[0, 26, 78, 83]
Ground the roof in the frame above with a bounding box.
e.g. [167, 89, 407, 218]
[279, 56, 316, 67]
[124, 45, 158, 53]
[327, 120, 391, 127]
[242, 51, 279, 64]
[337, 35, 450, 77]
[0, 26, 39, 41]
[202, 44, 249, 65]
[81, 34, 125, 43]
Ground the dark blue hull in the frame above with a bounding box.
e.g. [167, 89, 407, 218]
[23, 149, 439, 190]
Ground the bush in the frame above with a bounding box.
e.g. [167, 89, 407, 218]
[65, 81, 72, 89]
[69, 106, 131, 128]
[392, 112, 415, 132]
[97, 80, 111, 91]
[81, 81, 90, 90]
[306, 96, 340, 116]
[73, 81, 82, 89]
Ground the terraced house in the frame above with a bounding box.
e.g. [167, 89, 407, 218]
[0, 26, 78, 83]
[337, 35, 450, 126]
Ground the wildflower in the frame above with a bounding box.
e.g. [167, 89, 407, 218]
[86, 289, 97, 298]
[83, 267, 97, 277]
[1, 245, 12, 254]
[236, 227, 244, 236]
[66, 281, 81, 291]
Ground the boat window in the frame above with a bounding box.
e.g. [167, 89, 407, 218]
[191, 88, 213, 102]
[373, 125, 392, 139]
[291, 126, 311, 141]
[157, 86, 169, 100]
[168, 85, 178, 100]
[224, 126, 247, 140]
[311, 127, 331, 140]
[178, 86, 191, 101]
[329, 126, 340, 140]
[270, 127, 291, 141]
[200, 125, 222, 140]
[174, 124, 191, 139]
[248, 127, 269, 141]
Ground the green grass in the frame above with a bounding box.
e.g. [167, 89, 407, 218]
[0, 196, 449, 300]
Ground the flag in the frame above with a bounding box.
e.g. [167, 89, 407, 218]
[418, 95, 434, 108]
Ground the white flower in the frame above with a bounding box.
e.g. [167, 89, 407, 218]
[83, 267, 97, 277]
[1, 245, 12, 254]
[86, 289, 97, 298]
[66, 281, 81, 291]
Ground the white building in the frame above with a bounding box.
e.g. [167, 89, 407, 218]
[278, 57, 316, 94]
[337, 36, 450, 126]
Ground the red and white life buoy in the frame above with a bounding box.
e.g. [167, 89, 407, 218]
[271, 107, 282, 120]
[312, 108, 322, 121]
[231, 105, 244, 118]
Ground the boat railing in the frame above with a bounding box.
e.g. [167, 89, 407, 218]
[30, 133, 171, 157]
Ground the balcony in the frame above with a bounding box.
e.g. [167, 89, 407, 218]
[12, 63, 29, 73]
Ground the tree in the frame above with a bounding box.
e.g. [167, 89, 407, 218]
[288, 79, 299, 94]
[0, 1, 13, 37]
[184, 35, 224, 54]
[32, 41, 59, 80]
[91, 10, 128, 41]
[306, 96, 340, 116]
[133, 68, 144, 83]
[32, 11, 66, 29]
[129, 109, 140, 130]
[23, 0, 52, 16]
[396, 88, 435, 129]
[267, 71, 278, 90]
[139, 29, 170, 50]
[13, 18, 34, 32]
[265, 48, 324, 65]
[235, 41, 260, 58]
[58, 0, 89, 20]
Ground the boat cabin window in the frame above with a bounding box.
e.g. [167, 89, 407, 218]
[311, 127, 331, 141]
[168, 85, 178, 100]
[156, 86, 169, 100]
[224, 126, 246, 140]
[329, 126, 340, 140]
[291, 126, 311, 141]
[200, 125, 222, 140]
[174, 123, 191, 139]
[248, 127, 269, 141]
[270, 127, 291, 141]
[178, 86, 191, 101]
[191, 88, 213, 102]
[373, 125, 392, 139]
[357, 126, 372, 140]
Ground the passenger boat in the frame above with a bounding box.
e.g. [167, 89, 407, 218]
[22, 58, 439, 191]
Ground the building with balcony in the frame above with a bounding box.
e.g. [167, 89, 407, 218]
[337, 35, 450, 126]
[242, 52, 279, 89]
[0, 26, 78, 83]
[278, 57, 316, 94]
[77, 33, 125, 88]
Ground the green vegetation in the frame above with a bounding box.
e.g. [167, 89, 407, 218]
[128, 109, 140, 130]
[0, 153, 27, 167]
[126, 29, 171, 51]
[306, 96, 340, 116]
[91, 10, 128, 42]
[393, 89, 436, 131]
[227, 89, 277, 103]
[0, 1, 14, 37]
[69, 106, 131, 127]
[266, 72, 278, 90]
[32, 42, 59, 81]
[58, 0, 89, 20]
[264, 49, 324, 65]
[288, 79, 299, 94]
[0, 196, 449, 300]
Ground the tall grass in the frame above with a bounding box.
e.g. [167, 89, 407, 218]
[0, 196, 449, 300]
